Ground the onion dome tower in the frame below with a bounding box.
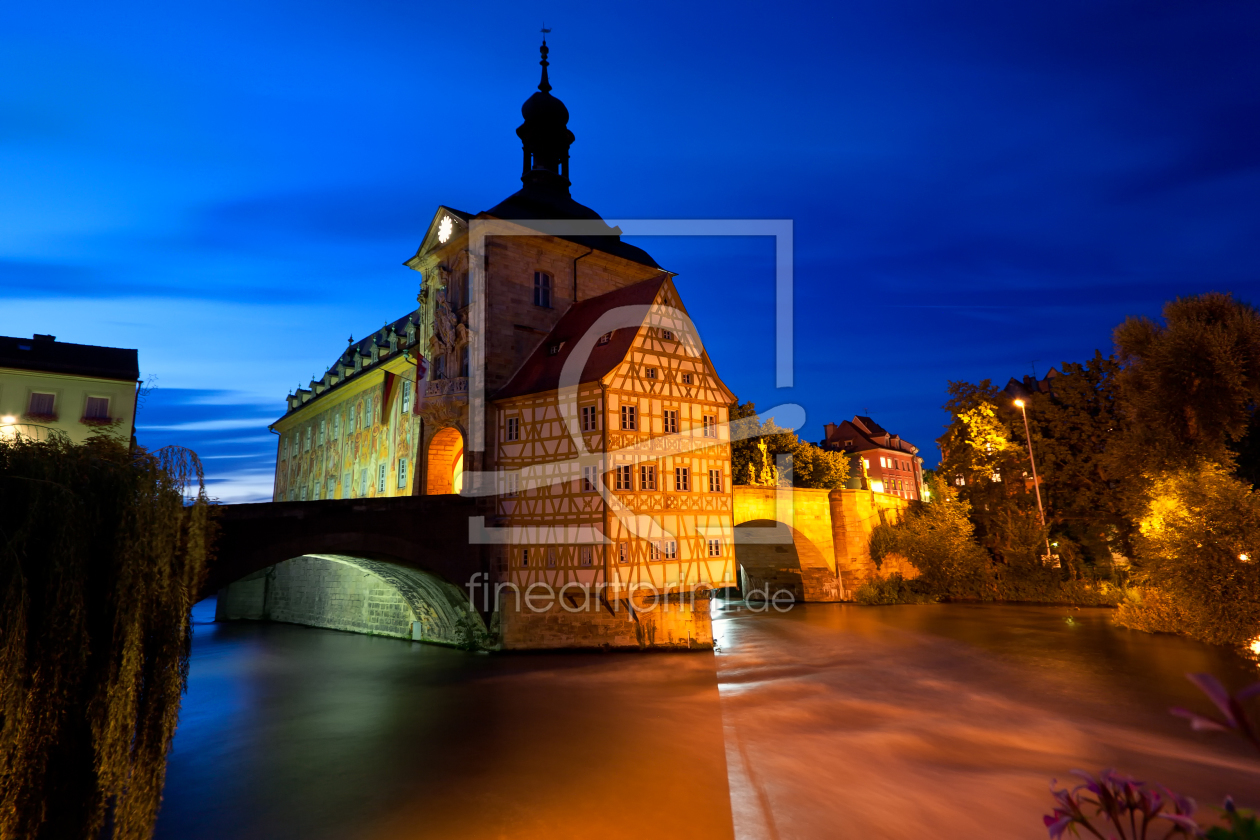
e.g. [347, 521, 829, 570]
[517, 37, 575, 192]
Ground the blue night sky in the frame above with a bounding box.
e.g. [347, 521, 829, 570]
[3, 1, 1258, 501]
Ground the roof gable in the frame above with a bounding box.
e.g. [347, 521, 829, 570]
[404, 205, 474, 270]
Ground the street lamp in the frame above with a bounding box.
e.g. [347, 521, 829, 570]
[1014, 399, 1053, 560]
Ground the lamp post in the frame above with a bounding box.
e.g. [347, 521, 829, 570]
[1014, 399, 1053, 560]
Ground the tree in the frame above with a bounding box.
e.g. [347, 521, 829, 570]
[1114, 292, 1260, 468]
[729, 400, 850, 490]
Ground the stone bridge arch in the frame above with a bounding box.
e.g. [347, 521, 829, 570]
[732, 487, 843, 602]
[216, 554, 486, 647]
[204, 495, 491, 647]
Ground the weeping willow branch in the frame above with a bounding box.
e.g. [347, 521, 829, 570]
[0, 431, 215, 840]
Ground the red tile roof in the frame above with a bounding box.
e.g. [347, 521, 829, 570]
[494, 275, 670, 401]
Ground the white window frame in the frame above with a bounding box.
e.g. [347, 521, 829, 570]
[397, 458, 408, 489]
[377, 463, 387, 493]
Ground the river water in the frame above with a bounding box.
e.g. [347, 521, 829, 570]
[157, 599, 1260, 840]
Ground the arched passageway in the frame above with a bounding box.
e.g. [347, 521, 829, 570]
[215, 555, 487, 648]
[733, 519, 842, 602]
[427, 426, 464, 495]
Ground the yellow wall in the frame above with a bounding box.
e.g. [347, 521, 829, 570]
[0, 367, 135, 444]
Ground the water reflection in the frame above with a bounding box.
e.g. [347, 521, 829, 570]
[159, 600, 1259, 840]
[715, 602, 1260, 840]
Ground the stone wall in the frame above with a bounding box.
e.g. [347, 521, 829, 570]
[497, 590, 713, 650]
[829, 489, 912, 595]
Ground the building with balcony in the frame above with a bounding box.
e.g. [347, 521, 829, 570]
[0, 334, 139, 445]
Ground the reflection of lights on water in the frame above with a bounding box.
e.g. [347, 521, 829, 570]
[0, 415, 16, 425]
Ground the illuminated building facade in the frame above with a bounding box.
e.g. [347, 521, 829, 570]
[821, 416, 925, 500]
[0, 333, 139, 445]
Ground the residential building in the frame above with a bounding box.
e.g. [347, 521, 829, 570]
[0, 334, 139, 445]
[821, 416, 924, 500]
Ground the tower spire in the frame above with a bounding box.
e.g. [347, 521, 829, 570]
[538, 29, 552, 93]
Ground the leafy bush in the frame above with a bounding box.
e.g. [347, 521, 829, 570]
[1115, 463, 1260, 647]
[853, 573, 936, 606]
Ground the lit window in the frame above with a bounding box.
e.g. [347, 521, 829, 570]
[640, 465, 656, 490]
[548, 342, 564, 356]
[581, 405, 597, 431]
[582, 465, 598, 492]
[397, 458, 408, 489]
[84, 396, 110, 420]
[664, 409, 678, 434]
[703, 415, 717, 438]
[580, 547, 593, 566]
[663, 541, 677, 560]
[709, 469, 723, 492]
[621, 405, 637, 430]
[598, 332, 613, 345]
[533, 271, 552, 308]
[506, 416, 519, 441]
[675, 467, 690, 491]
[708, 539, 721, 557]
[615, 465, 632, 490]
[955, 476, 966, 486]
[377, 464, 386, 493]
[645, 368, 657, 379]
[681, 373, 692, 385]
[27, 392, 54, 416]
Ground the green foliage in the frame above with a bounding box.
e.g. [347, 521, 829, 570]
[853, 573, 936, 606]
[0, 432, 213, 840]
[1114, 462, 1260, 647]
[729, 400, 850, 490]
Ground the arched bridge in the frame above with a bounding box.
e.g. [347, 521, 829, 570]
[206, 495, 490, 647]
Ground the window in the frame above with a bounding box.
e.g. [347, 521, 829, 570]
[27, 392, 54, 416]
[708, 539, 722, 557]
[547, 548, 557, 567]
[304, 428, 312, 452]
[645, 368, 657, 379]
[598, 331, 613, 345]
[675, 467, 690, 491]
[502, 472, 519, 497]
[844, 439, 853, 447]
[397, 458, 408, 489]
[621, 405, 637, 430]
[360, 469, 369, 497]
[333, 414, 341, 439]
[582, 465, 598, 492]
[709, 469, 723, 492]
[401, 381, 411, 416]
[288, 489, 296, 501]
[366, 396, 374, 426]
[615, 465, 632, 490]
[649, 542, 660, 561]
[681, 373, 692, 385]
[580, 547, 593, 566]
[300, 485, 308, 501]
[84, 396, 110, 420]
[663, 409, 678, 434]
[377, 464, 387, 493]
[863, 458, 871, 470]
[521, 548, 530, 567]
[547, 342, 564, 356]
[533, 271, 552, 308]
[328, 477, 337, 498]
[661, 329, 674, 340]
[880, 456, 888, 468]
[318, 419, 326, 445]
[955, 475, 966, 487]
[703, 415, 717, 438]
[663, 541, 677, 560]
[506, 416, 519, 441]
[618, 543, 628, 564]
[581, 405, 597, 431]
[640, 465, 656, 490]
[313, 485, 321, 500]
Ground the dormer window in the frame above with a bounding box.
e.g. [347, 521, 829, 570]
[354, 356, 362, 372]
[407, 326, 416, 343]
[389, 335, 398, 352]
[371, 347, 379, 363]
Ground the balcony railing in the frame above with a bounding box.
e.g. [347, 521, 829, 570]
[426, 377, 468, 398]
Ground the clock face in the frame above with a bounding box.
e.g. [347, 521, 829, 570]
[438, 215, 454, 244]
